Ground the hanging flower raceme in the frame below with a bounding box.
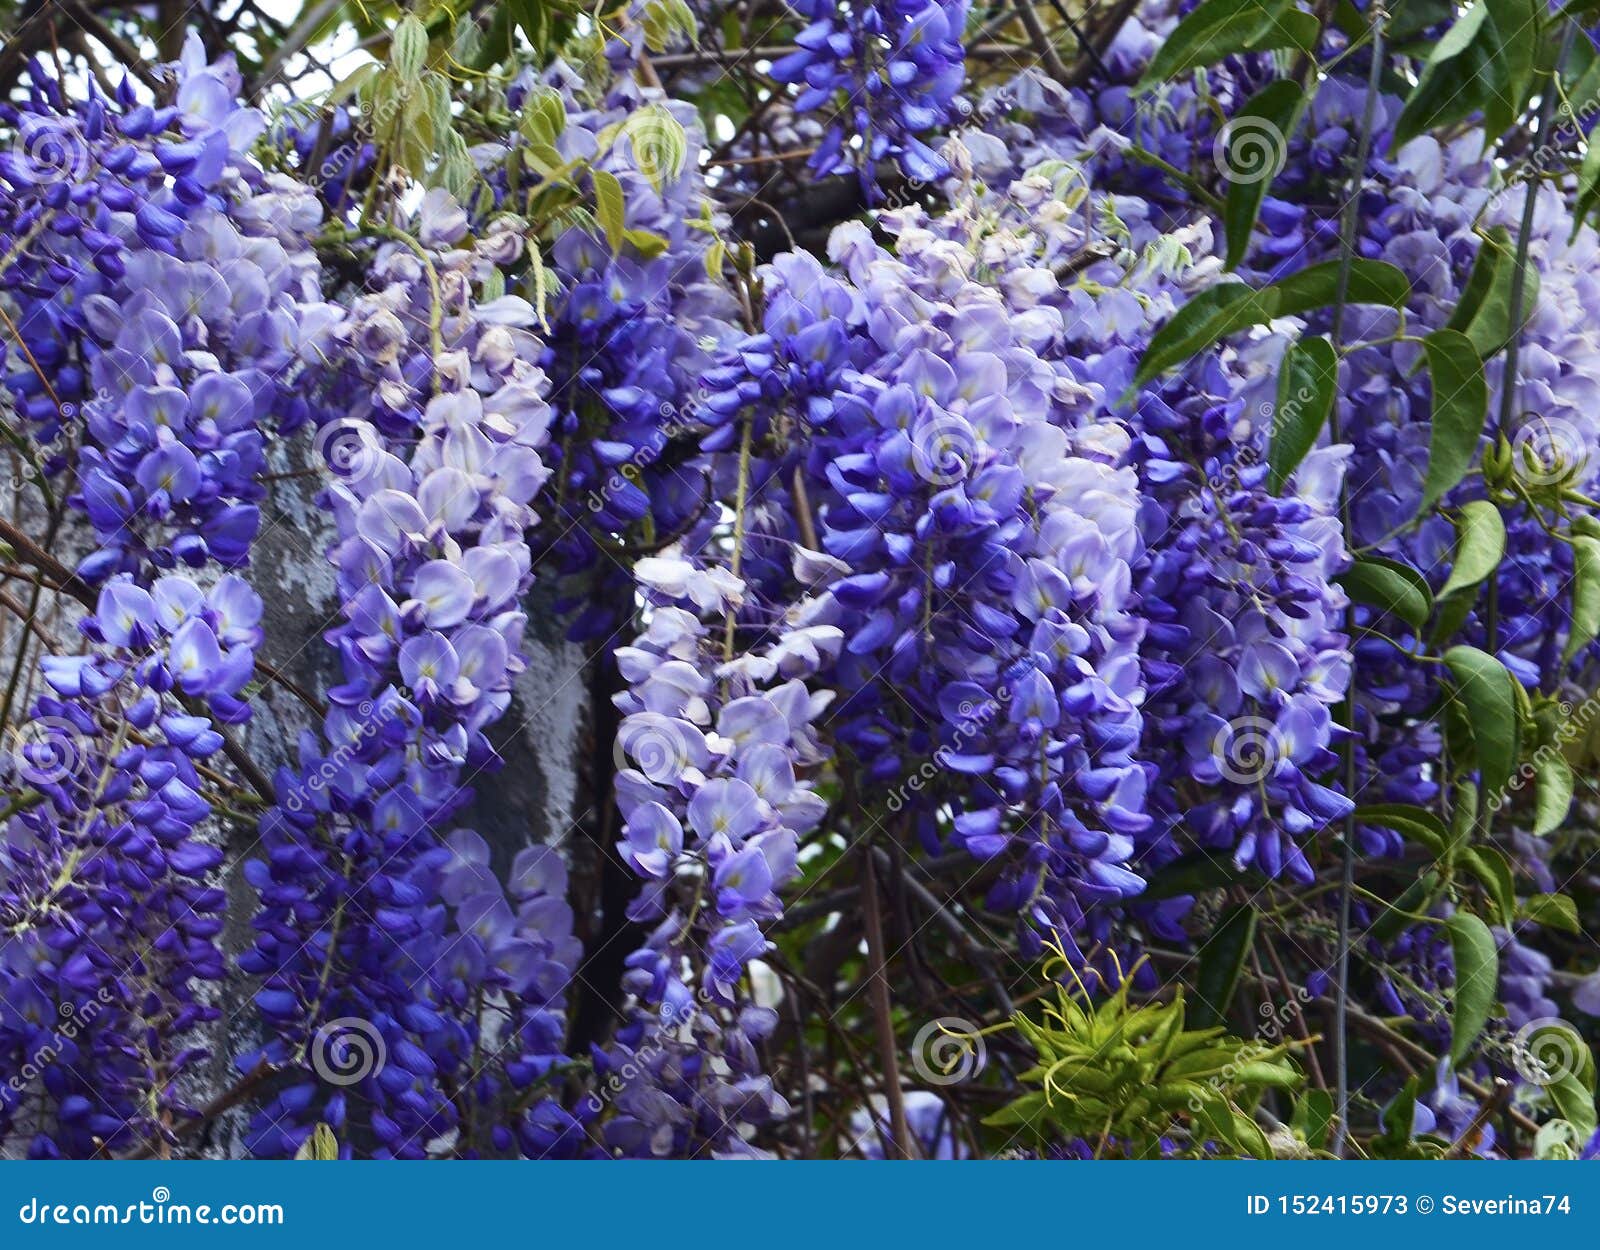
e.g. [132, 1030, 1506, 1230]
[240, 194, 580, 1158]
[598, 550, 831, 1156]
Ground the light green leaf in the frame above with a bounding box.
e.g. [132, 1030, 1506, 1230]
[1533, 753, 1576, 836]
[593, 168, 626, 254]
[1519, 892, 1581, 933]
[390, 16, 430, 82]
[1438, 500, 1506, 601]
[295, 1123, 339, 1160]
[1564, 535, 1600, 662]
[1445, 912, 1498, 1066]
[1442, 644, 1521, 799]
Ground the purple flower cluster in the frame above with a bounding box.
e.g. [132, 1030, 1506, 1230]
[0, 572, 259, 1154]
[770, 0, 969, 188]
[0, 36, 321, 1158]
[503, 69, 737, 641]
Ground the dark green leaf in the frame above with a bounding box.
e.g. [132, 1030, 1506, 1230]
[1377, 1074, 1421, 1148]
[1141, 850, 1251, 899]
[1339, 555, 1433, 631]
[1133, 261, 1410, 390]
[1369, 870, 1442, 945]
[1268, 335, 1338, 492]
[1448, 228, 1540, 358]
[1419, 330, 1489, 515]
[1353, 803, 1450, 857]
[1445, 912, 1498, 1066]
[1222, 80, 1305, 270]
[1142, 0, 1320, 83]
[1270, 258, 1413, 312]
[1393, 0, 1541, 150]
[1192, 904, 1257, 1029]
[1442, 644, 1521, 799]
[1132, 283, 1258, 388]
[1437, 501, 1506, 601]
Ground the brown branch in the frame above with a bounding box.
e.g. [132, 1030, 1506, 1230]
[861, 847, 918, 1158]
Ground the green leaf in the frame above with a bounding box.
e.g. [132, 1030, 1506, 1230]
[592, 169, 626, 254]
[1437, 501, 1506, 601]
[1418, 330, 1489, 515]
[1222, 80, 1305, 270]
[1461, 844, 1517, 926]
[1519, 892, 1581, 933]
[1445, 912, 1498, 1066]
[1353, 803, 1450, 857]
[1576, 131, 1600, 229]
[1369, 870, 1442, 945]
[1141, 0, 1320, 83]
[1339, 555, 1432, 631]
[982, 1091, 1049, 1130]
[1267, 335, 1337, 492]
[506, 0, 551, 49]
[1392, 0, 1541, 150]
[1533, 753, 1576, 836]
[1564, 535, 1600, 663]
[1448, 228, 1540, 359]
[1527, 1020, 1598, 1140]
[1442, 644, 1521, 799]
[1133, 260, 1411, 389]
[1132, 283, 1257, 387]
[1191, 904, 1257, 1029]
[1291, 1089, 1334, 1150]
[1140, 850, 1250, 899]
[390, 15, 429, 81]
